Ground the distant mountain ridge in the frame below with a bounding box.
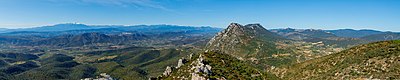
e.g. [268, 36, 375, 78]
[0, 28, 8, 31]
[25, 32, 147, 47]
[271, 28, 399, 39]
[0, 24, 222, 38]
[270, 28, 337, 40]
[361, 32, 400, 42]
[271, 28, 400, 47]
[0, 23, 220, 33]
[325, 29, 385, 38]
[3, 23, 100, 32]
[0, 24, 223, 47]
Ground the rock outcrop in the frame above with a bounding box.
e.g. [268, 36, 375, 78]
[162, 66, 173, 76]
[81, 73, 114, 80]
[190, 54, 212, 80]
[155, 51, 266, 80]
[176, 58, 187, 68]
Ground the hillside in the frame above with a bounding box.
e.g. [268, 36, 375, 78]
[0, 46, 195, 80]
[155, 51, 276, 80]
[0, 36, 31, 45]
[280, 40, 400, 80]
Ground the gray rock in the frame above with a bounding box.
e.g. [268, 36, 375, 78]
[176, 58, 186, 68]
[81, 73, 113, 80]
[189, 53, 193, 60]
[163, 66, 173, 76]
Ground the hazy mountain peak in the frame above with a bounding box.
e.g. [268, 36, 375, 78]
[52, 23, 88, 27]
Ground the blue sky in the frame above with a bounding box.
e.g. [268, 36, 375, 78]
[0, 0, 399, 31]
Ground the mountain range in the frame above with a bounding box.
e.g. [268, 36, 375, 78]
[0, 23, 399, 80]
[0, 23, 219, 33]
[325, 29, 388, 38]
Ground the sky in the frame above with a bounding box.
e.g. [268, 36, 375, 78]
[0, 0, 399, 31]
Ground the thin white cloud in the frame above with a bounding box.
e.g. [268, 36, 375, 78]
[47, 0, 172, 12]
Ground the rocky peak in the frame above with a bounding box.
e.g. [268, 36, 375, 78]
[228, 23, 243, 28]
[244, 23, 263, 29]
[205, 23, 284, 58]
[222, 23, 266, 36]
[81, 73, 114, 80]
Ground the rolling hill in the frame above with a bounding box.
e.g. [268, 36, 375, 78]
[281, 40, 400, 80]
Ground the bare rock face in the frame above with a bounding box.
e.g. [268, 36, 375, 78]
[190, 54, 212, 80]
[189, 53, 193, 60]
[176, 58, 187, 68]
[153, 51, 267, 80]
[191, 73, 208, 80]
[163, 66, 173, 76]
[81, 73, 114, 80]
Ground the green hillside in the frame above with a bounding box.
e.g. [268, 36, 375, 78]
[282, 40, 400, 80]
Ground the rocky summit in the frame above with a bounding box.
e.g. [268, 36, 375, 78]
[205, 23, 285, 60]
